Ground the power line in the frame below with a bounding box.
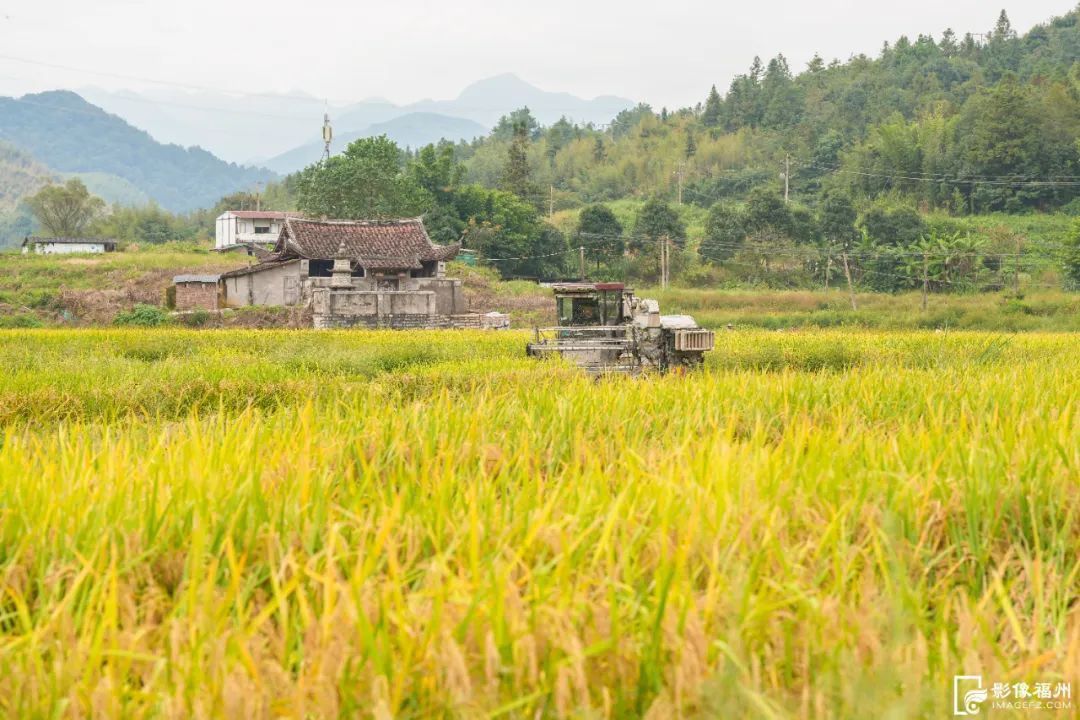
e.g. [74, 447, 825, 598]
[796, 160, 1080, 182]
[479, 248, 577, 262]
[797, 160, 1080, 187]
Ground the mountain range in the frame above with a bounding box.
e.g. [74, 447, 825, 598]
[81, 74, 635, 167]
[0, 75, 634, 243]
[0, 91, 274, 213]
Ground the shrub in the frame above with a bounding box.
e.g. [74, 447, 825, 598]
[0, 313, 44, 328]
[113, 304, 170, 327]
[178, 309, 211, 327]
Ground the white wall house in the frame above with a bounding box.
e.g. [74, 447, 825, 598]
[214, 211, 299, 250]
[21, 237, 116, 254]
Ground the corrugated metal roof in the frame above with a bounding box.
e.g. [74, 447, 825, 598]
[218, 258, 299, 280]
[173, 275, 220, 283]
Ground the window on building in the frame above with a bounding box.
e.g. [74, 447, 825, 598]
[308, 260, 333, 277]
[253, 222, 272, 234]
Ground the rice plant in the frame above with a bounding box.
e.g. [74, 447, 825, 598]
[0, 329, 1077, 718]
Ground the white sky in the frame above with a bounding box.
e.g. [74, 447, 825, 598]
[0, 0, 1073, 108]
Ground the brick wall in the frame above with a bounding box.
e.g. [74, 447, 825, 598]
[175, 283, 219, 311]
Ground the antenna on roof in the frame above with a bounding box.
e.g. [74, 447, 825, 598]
[321, 104, 333, 163]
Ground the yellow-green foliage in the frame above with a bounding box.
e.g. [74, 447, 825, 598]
[1, 329, 1078, 718]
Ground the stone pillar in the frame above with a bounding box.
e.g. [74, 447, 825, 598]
[330, 240, 353, 289]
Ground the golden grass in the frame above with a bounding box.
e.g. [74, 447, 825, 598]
[0, 329, 1077, 718]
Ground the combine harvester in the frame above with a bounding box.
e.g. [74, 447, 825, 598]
[526, 282, 714, 374]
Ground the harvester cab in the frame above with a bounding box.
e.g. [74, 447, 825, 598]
[526, 283, 714, 374]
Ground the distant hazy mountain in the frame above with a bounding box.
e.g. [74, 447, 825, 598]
[265, 112, 487, 174]
[0, 91, 276, 213]
[81, 75, 634, 164]
[79, 86, 330, 168]
[408, 74, 634, 127]
[62, 172, 151, 207]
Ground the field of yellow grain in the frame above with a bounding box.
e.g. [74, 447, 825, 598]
[0, 329, 1077, 718]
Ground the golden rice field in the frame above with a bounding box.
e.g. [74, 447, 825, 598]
[1, 328, 1078, 718]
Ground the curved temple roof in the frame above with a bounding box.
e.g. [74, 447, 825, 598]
[276, 217, 459, 264]
[221, 217, 459, 279]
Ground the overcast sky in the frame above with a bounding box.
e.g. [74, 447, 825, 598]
[0, 0, 1073, 108]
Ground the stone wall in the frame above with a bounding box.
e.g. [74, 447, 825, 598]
[175, 283, 219, 311]
[314, 313, 510, 330]
[310, 284, 507, 330]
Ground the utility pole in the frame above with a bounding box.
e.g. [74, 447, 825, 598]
[660, 239, 669, 289]
[783, 154, 790, 204]
[842, 252, 857, 311]
[659, 237, 665, 288]
[922, 251, 929, 311]
[824, 255, 831, 293]
[578, 245, 585, 281]
[674, 163, 684, 205]
[659, 236, 669, 289]
[321, 111, 333, 163]
[549, 184, 555, 218]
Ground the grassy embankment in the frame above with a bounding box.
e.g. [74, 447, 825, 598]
[0, 328, 1078, 717]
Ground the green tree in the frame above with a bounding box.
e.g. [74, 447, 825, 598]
[960, 76, 1050, 211]
[760, 55, 803, 129]
[702, 85, 722, 128]
[296, 135, 431, 219]
[492, 108, 540, 141]
[576, 204, 624, 259]
[684, 131, 697, 159]
[92, 203, 198, 244]
[700, 203, 747, 264]
[409, 143, 464, 204]
[817, 193, 858, 286]
[455, 185, 565, 278]
[1062, 218, 1080, 287]
[859, 202, 927, 246]
[632, 198, 686, 252]
[610, 104, 655, 139]
[592, 137, 607, 163]
[745, 188, 792, 240]
[209, 191, 261, 216]
[819, 192, 858, 251]
[499, 122, 539, 207]
[858, 201, 928, 291]
[26, 178, 105, 236]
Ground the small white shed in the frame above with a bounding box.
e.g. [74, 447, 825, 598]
[21, 237, 116, 255]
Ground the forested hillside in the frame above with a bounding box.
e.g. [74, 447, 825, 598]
[0, 143, 51, 243]
[240, 7, 1078, 285]
[0, 143, 50, 212]
[451, 7, 1079, 214]
[0, 91, 276, 212]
